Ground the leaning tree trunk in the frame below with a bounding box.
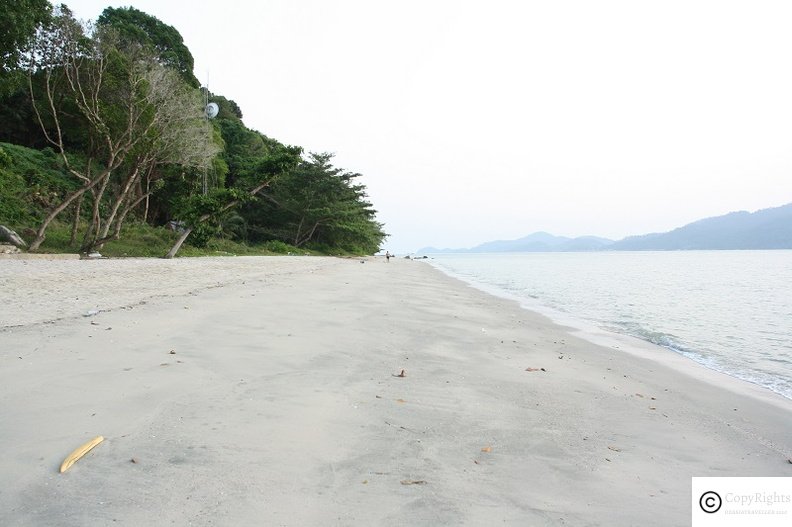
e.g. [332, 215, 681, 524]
[69, 194, 83, 246]
[295, 221, 322, 248]
[28, 174, 109, 251]
[81, 174, 112, 253]
[163, 227, 194, 259]
[163, 180, 274, 259]
[92, 167, 140, 250]
[94, 190, 154, 250]
[143, 173, 151, 223]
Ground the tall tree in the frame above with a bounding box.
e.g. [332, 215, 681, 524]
[97, 6, 199, 87]
[164, 142, 302, 258]
[25, 7, 217, 252]
[0, 0, 52, 95]
[252, 153, 387, 253]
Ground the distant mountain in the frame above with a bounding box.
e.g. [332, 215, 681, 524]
[471, 232, 573, 252]
[609, 203, 792, 250]
[418, 232, 613, 254]
[559, 235, 616, 251]
[417, 203, 792, 254]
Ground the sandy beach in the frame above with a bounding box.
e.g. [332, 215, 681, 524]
[1, 256, 790, 526]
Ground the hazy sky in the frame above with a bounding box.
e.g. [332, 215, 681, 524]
[65, 0, 792, 252]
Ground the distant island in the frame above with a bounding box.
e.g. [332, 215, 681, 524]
[418, 203, 792, 253]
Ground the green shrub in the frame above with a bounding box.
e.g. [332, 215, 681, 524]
[263, 239, 298, 254]
[0, 143, 80, 225]
[0, 168, 30, 224]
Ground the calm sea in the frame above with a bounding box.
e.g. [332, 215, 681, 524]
[428, 251, 792, 400]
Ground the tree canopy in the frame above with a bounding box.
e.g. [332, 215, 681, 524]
[0, 0, 52, 95]
[97, 6, 199, 87]
[247, 153, 385, 254]
[0, 1, 387, 257]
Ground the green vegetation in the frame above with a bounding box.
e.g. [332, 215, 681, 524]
[0, 143, 80, 224]
[0, 0, 52, 96]
[27, 220, 318, 257]
[97, 6, 199, 87]
[0, 3, 386, 257]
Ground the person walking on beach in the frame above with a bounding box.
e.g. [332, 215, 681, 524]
[385, 251, 391, 262]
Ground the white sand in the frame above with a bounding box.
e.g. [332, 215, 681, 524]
[0, 256, 337, 328]
[0, 256, 790, 526]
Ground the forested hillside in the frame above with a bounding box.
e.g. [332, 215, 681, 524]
[0, 2, 386, 257]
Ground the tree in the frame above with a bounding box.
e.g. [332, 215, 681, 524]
[251, 153, 387, 253]
[163, 142, 302, 258]
[97, 6, 199, 87]
[0, 0, 51, 96]
[83, 61, 219, 252]
[25, 7, 217, 252]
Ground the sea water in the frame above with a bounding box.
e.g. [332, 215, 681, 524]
[427, 251, 792, 400]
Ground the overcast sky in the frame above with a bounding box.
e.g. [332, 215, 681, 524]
[65, 0, 792, 252]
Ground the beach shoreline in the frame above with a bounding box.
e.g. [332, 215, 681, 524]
[432, 259, 792, 413]
[430, 253, 792, 408]
[1, 256, 789, 525]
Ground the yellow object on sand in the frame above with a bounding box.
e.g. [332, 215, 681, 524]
[59, 435, 104, 473]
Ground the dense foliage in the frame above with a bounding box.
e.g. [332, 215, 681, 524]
[97, 6, 199, 87]
[244, 153, 385, 254]
[0, 0, 52, 95]
[0, 3, 386, 256]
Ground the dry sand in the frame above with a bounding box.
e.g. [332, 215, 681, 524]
[0, 256, 790, 526]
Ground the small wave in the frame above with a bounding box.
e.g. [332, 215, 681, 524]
[716, 367, 792, 401]
[605, 320, 791, 400]
[766, 356, 792, 365]
[608, 321, 690, 353]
